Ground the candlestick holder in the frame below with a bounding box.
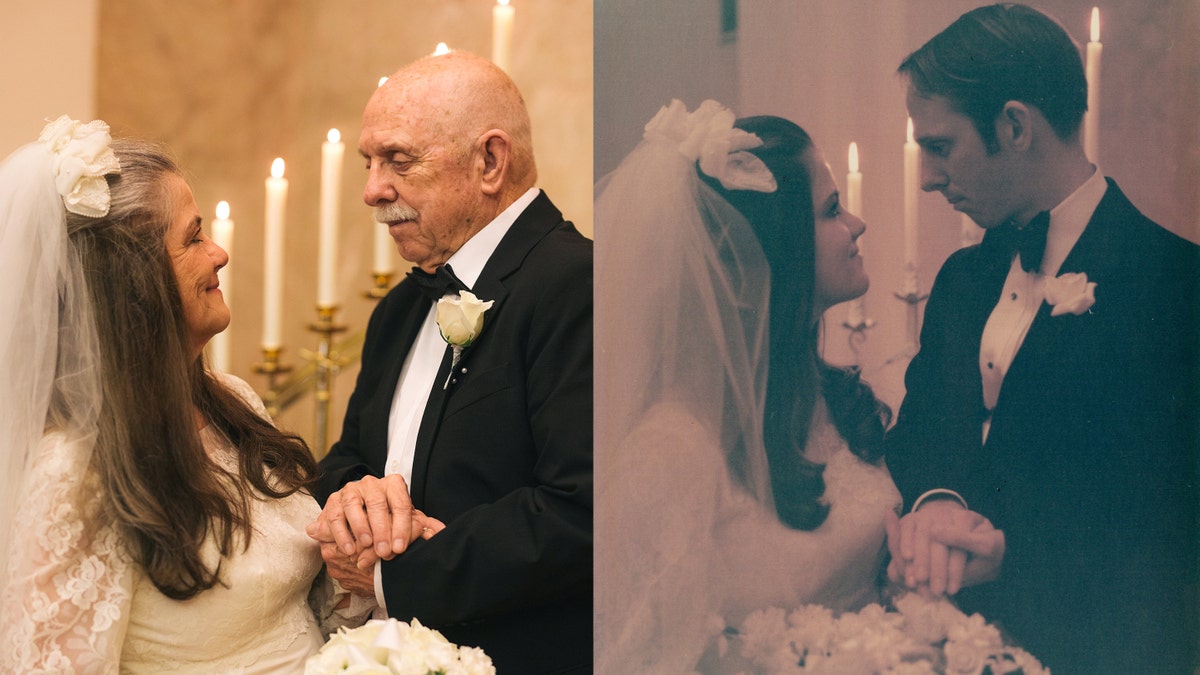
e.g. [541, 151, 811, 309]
[364, 271, 394, 300]
[306, 305, 348, 459]
[892, 263, 929, 356]
[841, 315, 876, 366]
[253, 347, 293, 417]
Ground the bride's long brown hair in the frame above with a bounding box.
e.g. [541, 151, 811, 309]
[702, 116, 890, 531]
[65, 140, 316, 600]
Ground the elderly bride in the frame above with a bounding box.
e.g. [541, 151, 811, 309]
[0, 117, 441, 673]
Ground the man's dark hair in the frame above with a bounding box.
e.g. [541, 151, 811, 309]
[899, 3, 1088, 152]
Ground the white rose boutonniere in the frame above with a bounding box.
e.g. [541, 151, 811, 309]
[38, 115, 122, 218]
[435, 290, 494, 390]
[1043, 272, 1097, 317]
[305, 618, 495, 675]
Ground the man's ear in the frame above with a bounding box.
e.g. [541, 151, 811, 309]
[476, 129, 510, 196]
[996, 101, 1033, 152]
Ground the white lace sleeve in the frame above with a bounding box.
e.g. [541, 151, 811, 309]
[0, 432, 133, 674]
[308, 570, 377, 639]
[213, 371, 271, 421]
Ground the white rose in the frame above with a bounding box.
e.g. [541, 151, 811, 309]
[38, 115, 121, 217]
[1043, 272, 1097, 316]
[436, 291, 494, 348]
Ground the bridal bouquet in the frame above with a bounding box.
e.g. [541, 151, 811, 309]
[305, 618, 495, 675]
[722, 592, 1048, 675]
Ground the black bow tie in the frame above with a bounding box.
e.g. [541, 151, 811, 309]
[1010, 211, 1050, 273]
[407, 264, 468, 301]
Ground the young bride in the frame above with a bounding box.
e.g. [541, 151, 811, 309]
[595, 100, 900, 671]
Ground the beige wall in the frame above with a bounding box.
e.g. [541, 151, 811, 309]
[91, 0, 592, 446]
[0, 0, 98, 155]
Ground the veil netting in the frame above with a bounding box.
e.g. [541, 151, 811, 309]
[594, 103, 774, 671]
[0, 141, 104, 634]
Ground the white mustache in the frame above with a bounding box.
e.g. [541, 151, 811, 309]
[375, 203, 418, 223]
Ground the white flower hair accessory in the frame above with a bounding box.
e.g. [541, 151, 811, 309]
[435, 290, 495, 389]
[38, 115, 121, 217]
[1043, 272, 1097, 316]
[643, 99, 778, 193]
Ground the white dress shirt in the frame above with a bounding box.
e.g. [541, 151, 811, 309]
[373, 187, 540, 610]
[979, 168, 1107, 441]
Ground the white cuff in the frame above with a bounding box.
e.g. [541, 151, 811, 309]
[911, 488, 968, 513]
[373, 560, 388, 615]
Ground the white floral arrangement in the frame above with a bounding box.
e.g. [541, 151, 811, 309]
[435, 290, 494, 389]
[643, 99, 778, 193]
[38, 115, 121, 217]
[305, 618, 495, 675]
[721, 593, 1048, 675]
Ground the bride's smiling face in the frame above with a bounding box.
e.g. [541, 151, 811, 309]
[807, 149, 868, 315]
[164, 175, 231, 360]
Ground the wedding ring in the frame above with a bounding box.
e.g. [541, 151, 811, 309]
[421, 527, 433, 536]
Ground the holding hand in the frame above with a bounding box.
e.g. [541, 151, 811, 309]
[885, 500, 1004, 596]
[314, 504, 444, 598]
[307, 475, 445, 563]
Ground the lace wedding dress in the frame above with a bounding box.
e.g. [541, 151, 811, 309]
[1, 374, 346, 675]
[596, 399, 900, 673]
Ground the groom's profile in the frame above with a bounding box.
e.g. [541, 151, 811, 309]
[885, 4, 1198, 673]
[307, 51, 592, 674]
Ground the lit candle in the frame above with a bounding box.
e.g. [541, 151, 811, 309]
[210, 200, 234, 372]
[434, 42, 451, 56]
[374, 220, 394, 276]
[1084, 7, 1102, 163]
[263, 158, 287, 350]
[903, 118, 920, 285]
[846, 142, 865, 327]
[492, 0, 514, 72]
[318, 129, 344, 308]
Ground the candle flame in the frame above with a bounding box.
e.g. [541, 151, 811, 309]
[906, 118, 915, 144]
[271, 158, 285, 178]
[498, 0, 510, 6]
[848, 142, 860, 174]
[216, 201, 230, 220]
[434, 42, 451, 55]
[377, 76, 389, 88]
[327, 128, 341, 144]
[1090, 7, 1100, 42]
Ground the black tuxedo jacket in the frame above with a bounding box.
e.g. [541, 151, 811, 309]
[317, 192, 593, 674]
[887, 180, 1198, 673]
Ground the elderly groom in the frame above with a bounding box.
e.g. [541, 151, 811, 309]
[885, 5, 1198, 673]
[309, 51, 592, 673]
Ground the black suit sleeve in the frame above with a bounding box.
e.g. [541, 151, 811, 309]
[886, 246, 998, 510]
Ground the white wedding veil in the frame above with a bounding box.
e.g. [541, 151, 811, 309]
[594, 100, 777, 669]
[0, 138, 104, 618]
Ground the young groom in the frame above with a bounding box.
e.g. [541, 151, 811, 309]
[885, 5, 1198, 673]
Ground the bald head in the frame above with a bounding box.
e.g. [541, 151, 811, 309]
[372, 51, 536, 190]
